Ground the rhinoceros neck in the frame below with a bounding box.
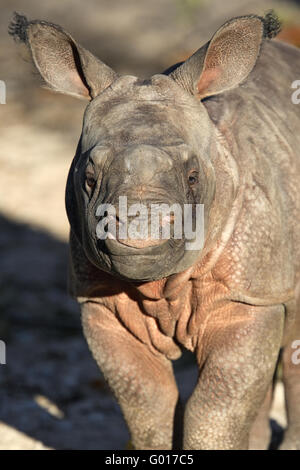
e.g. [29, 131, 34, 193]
[193, 126, 244, 278]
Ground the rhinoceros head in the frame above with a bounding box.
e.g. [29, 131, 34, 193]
[9, 12, 280, 281]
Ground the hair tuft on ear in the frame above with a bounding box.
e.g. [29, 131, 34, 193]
[262, 10, 282, 39]
[8, 12, 29, 43]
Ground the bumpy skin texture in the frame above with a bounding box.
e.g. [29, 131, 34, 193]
[10, 12, 300, 449]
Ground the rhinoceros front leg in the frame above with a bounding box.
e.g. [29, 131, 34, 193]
[81, 301, 180, 450]
[184, 303, 284, 450]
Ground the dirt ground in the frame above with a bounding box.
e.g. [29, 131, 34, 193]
[0, 0, 299, 450]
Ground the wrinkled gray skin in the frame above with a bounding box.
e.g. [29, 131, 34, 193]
[10, 12, 300, 449]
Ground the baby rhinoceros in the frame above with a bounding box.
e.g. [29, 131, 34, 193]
[10, 12, 300, 450]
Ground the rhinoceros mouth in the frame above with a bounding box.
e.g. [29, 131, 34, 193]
[101, 237, 173, 256]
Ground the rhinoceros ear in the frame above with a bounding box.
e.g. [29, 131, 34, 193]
[170, 13, 281, 99]
[9, 12, 118, 100]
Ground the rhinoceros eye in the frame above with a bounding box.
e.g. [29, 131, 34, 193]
[86, 175, 96, 188]
[85, 170, 96, 190]
[87, 178, 95, 188]
[188, 171, 199, 186]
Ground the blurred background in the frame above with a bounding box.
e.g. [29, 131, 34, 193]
[0, 0, 299, 450]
